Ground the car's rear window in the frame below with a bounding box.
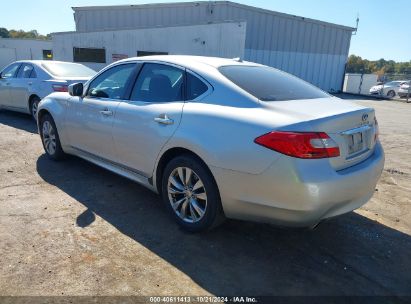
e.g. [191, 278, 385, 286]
[219, 65, 329, 101]
[41, 62, 96, 78]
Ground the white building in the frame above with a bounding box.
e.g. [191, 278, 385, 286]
[68, 1, 355, 92]
[0, 38, 53, 69]
[1, 1, 355, 92]
[52, 21, 246, 71]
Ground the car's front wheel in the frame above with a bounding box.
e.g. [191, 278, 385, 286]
[161, 155, 224, 232]
[40, 114, 65, 161]
[387, 90, 396, 98]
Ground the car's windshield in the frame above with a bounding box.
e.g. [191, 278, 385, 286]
[41, 62, 96, 78]
[219, 65, 329, 101]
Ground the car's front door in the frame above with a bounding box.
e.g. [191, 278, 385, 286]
[112, 62, 185, 177]
[0, 63, 21, 108]
[12, 63, 37, 111]
[65, 63, 138, 160]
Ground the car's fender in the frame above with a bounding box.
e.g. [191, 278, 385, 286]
[37, 92, 71, 147]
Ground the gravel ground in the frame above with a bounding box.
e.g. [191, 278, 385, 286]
[0, 98, 410, 297]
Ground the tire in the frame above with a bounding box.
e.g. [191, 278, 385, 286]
[30, 96, 41, 121]
[39, 114, 66, 161]
[387, 90, 396, 98]
[161, 154, 225, 232]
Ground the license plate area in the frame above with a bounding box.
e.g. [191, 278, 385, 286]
[348, 131, 364, 155]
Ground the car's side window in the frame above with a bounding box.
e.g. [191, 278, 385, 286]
[1, 63, 21, 79]
[30, 68, 37, 79]
[17, 64, 35, 79]
[130, 63, 184, 102]
[87, 63, 136, 100]
[186, 72, 208, 100]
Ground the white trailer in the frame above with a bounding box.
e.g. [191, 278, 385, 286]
[343, 73, 379, 95]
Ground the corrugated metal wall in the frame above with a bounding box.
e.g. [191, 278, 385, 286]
[73, 1, 353, 91]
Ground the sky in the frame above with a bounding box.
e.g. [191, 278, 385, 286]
[1, 0, 410, 62]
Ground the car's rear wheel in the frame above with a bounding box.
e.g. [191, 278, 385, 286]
[40, 114, 65, 161]
[387, 90, 396, 98]
[30, 96, 40, 121]
[161, 154, 224, 232]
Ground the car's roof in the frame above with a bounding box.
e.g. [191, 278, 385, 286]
[15, 60, 85, 65]
[120, 55, 261, 69]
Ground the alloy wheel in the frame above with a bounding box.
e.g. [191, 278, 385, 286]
[42, 121, 56, 155]
[167, 167, 207, 223]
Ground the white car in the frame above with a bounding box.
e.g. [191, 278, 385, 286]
[0, 60, 96, 120]
[398, 81, 411, 99]
[36, 55, 384, 232]
[369, 80, 409, 98]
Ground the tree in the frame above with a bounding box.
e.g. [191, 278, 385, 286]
[346, 54, 411, 75]
[0, 27, 10, 38]
[4, 28, 50, 40]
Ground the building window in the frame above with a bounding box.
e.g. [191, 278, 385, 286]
[73, 47, 106, 63]
[43, 50, 53, 60]
[137, 51, 168, 57]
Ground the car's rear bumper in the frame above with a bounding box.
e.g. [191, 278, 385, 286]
[211, 142, 384, 227]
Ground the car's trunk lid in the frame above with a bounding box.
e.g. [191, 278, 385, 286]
[262, 97, 378, 170]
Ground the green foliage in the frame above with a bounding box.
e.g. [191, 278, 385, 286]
[0, 27, 50, 40]
[0, 27, 10, 38]
[347, 54, 411, 75]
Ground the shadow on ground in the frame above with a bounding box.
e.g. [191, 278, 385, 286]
[36, 154, 411, 297]
[0, 110, 37, 133]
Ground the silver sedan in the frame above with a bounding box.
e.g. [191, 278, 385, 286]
[36, 56, 384, 232]
[0, 60, 96, 120]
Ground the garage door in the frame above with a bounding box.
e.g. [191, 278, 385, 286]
[0, 48, 16, 70]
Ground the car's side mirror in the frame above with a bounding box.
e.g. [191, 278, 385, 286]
[68, 83, 84, 97]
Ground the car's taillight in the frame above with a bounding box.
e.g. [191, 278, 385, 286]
[374, 117, 379, 142]
[254, 131, 340, 159]
[52, 84, 68, 92]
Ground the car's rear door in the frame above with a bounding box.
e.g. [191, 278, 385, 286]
[0, 63, 21, 108]
[65, 63, 138, 160]
[12, 63, 37, 111]
[112, 62, 185, 177]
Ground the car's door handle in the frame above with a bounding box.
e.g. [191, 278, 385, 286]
[28, 82, 32, 86]
[154, 114, 174, 125]
[99, 109, 113, 116]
